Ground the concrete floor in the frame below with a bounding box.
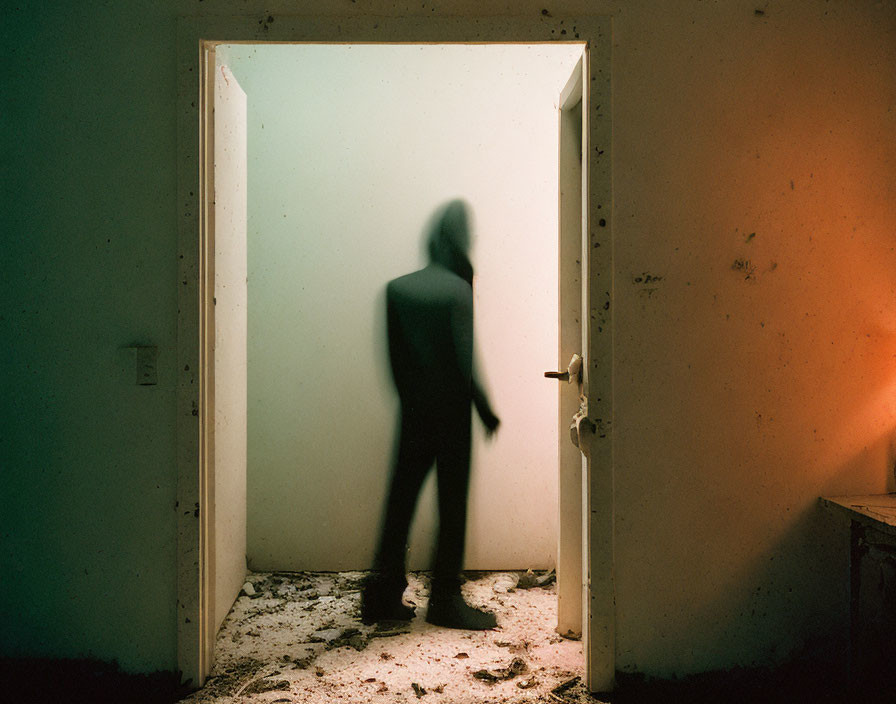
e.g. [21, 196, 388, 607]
[178, 571, 601, 704]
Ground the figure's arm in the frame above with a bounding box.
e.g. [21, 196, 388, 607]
[450, 285, 499, 436]
[472, 372, 500, 436]
[385, 284, 408, 392]
[449, 284, 474, 383]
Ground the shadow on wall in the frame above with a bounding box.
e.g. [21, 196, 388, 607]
[615, 459, 891, 704]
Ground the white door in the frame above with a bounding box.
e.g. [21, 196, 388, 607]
[554, 51, 615, 693]
[555, 53, 586, 640]
[212, 61, 249, 636]
[191, 48, 250, 686]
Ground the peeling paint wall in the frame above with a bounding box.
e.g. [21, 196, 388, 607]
[1, 0, 894, 679]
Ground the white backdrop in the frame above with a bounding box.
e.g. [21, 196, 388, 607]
[221, 43, 583, 570]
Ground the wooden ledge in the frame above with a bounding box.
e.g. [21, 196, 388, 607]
[821, 494, 896, 537]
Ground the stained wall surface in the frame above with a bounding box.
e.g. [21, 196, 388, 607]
[220, 43, 579, 572]
[610, 1, 896, 675]
[1, 0, 893, 679]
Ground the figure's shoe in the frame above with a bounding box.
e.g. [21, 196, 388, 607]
[360, 575, 416, 624]
[425, 591, 497, 630]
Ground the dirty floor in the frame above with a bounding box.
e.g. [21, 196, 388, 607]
[179, 571, 603, 704]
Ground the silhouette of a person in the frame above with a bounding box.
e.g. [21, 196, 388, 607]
[362, 200, 500, 630]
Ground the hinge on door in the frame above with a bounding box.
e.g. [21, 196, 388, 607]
[570, 399, 596, 454]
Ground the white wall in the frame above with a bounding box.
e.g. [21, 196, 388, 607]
[223, 44, 583, 571]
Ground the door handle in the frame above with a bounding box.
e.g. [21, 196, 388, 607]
[544, 370, 571, 381]
[544, 353, 582, 384]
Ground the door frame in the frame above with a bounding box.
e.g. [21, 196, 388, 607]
[176, 13, 613, 691]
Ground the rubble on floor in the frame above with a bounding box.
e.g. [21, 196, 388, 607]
[179, 570, 602, 704]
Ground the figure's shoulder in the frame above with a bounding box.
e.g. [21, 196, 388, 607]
[441, 270, 473, 303]
[388, 266, 470, 299]
[386, 270, 420, 296]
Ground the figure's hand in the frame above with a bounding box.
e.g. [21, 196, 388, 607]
[472, 381, 499, 438]
[482, 410, 500, 439]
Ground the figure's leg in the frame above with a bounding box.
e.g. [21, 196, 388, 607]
[430, 417, 472, 588]
[425, 412, 496, 630]
[373, 416, 434, 578]
[364, 412, 433, 622]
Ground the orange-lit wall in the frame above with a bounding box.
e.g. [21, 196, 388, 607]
[611, 0, 896, 674]
[1, 0, 893, 677]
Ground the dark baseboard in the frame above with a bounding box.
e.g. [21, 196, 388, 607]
[0, 658, 190, 704]
[603, 657, 887, 704]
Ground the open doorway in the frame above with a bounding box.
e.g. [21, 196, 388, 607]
[176, 14, 613, 695]
[202, 41, 589, 698]
[216, 42, 579, 577]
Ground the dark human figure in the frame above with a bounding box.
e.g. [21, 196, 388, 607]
[362, 200, 501, 630]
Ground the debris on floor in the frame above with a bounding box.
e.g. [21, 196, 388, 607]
[472, 656, 528, 682]
[551, 676, 582, 697]
[518, 568, 556, 590]
[178, 570, 603, 703]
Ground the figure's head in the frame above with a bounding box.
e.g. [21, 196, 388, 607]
[428, 199, 473, 284]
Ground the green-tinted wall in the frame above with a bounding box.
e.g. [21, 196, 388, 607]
[1, 2, 180, 671]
